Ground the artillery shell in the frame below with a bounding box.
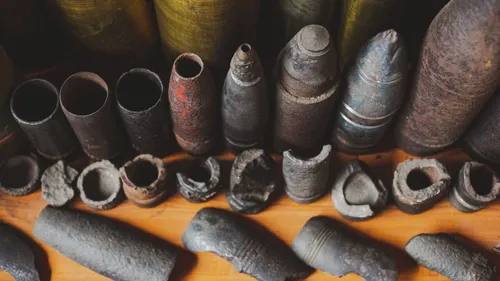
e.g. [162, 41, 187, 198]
[33, 206, 177, 281]
[392, 159, 451, 214]
[332, 29, 408, 153]
[0, 224, 40, 281]
[332, 160, 388, 221]
[227, 149, 277, 214]
[396, 0, 500, 156]
[0, 154, 40, 196]
[11, 79, 78, 159]
[182, 208, 313, 281]
[77, 160, 123, 210]
[283, 144, 332, 204]
[222, 44, 268, 152]
[60, 72, 126, 160]
[41, 160, 78, 207]
[405, 234, 496, 281]
[449, 162, 500, 213]
[292, 216, 398, 281]
[274, 25, 340, 153]
[116, 68, 170, 157]
[337, 0, 400, 68]
[177, 157, 221, 203]
[168, 53, 217, 155]
[465, 90, 500, 165]
[120, 154, 168, 208]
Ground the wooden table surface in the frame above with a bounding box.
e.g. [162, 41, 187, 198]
[1, 148, 499, 281]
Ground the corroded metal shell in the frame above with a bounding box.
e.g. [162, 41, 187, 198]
[0, 154, 40, 196]
[395, 0, 500, 156]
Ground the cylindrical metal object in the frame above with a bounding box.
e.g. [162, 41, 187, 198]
[77, 160, 123, 210]
[0, 154, 40, 196]
[11, 79, 77, 159]
[222, 44, 268, 152]
[48, 0, 157, 56]
[274, 25, 340, 153]
[465, 90, 500, 165]
[283, 144, 332, 204]
[33, 206, 178, 281]
[332, 29, 408, 153]
[278, 0, 336, 43]
[395, 0, 500, 156]
[154, 0, 260, 76]
[168, 53, 217, 155]
[116, 68, 170, 157]
[60, 72, 126, 160]
[337, 0, 400, 68]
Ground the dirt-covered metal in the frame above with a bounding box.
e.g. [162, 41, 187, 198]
[177, 157, 221, 203]
[41, 160, 78, 207]
[0, 154, 40, 196]
[77, 160, 123, 210]
[0, 224, 40, 281]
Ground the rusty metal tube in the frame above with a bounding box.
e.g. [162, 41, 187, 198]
[11, 79, 78, 159]
[116, 68, 170, 157]
[395, 0, 500, 156]
[60, 72, 126, 160]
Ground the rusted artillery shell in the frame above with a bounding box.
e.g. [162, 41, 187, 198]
[177, 157, 221, 203]
[292, 216, 398, 281]
[227, 149, 277, 214]
[49, 0, 157, 56]
[169, 53, 217, 155]
[274, 25, 340, 153]
[117, 69, 170, 157]
[332, 160, 388, 221]
[41, 160, 78, 207]
[337, 0, 400, 68]
[449, 162, 500, 213]
[396, 0, 500, 156]
[333, 29, 408, 153]
[33, 206, 177, 281]
[222, 44, 268, 152]
[283, 144, 332, 204]
[11, 79, 78, 159]
[60, 72, 126, 160]
[0, 224, 40, 281]
[77, 160, 123, 210]
[405, 234, 496, 281]
[278, 0, 336, 44]
[182, 207, 313, 281]
[120, 154, 168, 208]
[392, 159, 451, 214]
[465, 90, 500, 165]
[0, 155, 39, 196]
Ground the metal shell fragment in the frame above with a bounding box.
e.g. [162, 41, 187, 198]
[77, 160, 123, 210]
[283, 144, 332, 204]
[41, 160, 78, 207]
[292, 216, 398, 281]
[0, 155, 40, 196]
[182, 208, 313, 281]
[177, 157, 221, 203]
[332, 160, 388, 220]
[392, 159, 451, 214]
[449, 161, 500, 213]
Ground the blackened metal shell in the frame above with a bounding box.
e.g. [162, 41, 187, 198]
[116, 68, 170, 157]
[177, 157, 221, 203]
[11, 79, 78, 159]
[33, 206, 177, 281]
[333, 29, 408, 153]
[60, 72, 126, 160]
[395, 0, 500, 156]
[283, 144, 332, 204]
[292, 216, 398, 281]
[465, 90, 500, 165]
[0, 224, 40, 281]
[0, 155, 40, 196]
[274, 25, 340, 153]
[449, 161, 500, 213]
[405, 234, 496, 281]
[222, 44, 268, 152]
[182, 207, 313, 281]
[168, 53, 217, 155]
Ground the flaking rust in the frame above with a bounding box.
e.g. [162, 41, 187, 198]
[177, 157, 221, 203]
[182, 208, 313, 281]
[332, 29, 408, 154]
[395, 0, 500, 156]
[405, 233, 496, 281]
[41, 160, 78, 207]
[0, 224, 40, 281]
[274, 25, 340, 154]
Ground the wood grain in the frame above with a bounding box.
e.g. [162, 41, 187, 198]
[0, 148, 499, 281]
